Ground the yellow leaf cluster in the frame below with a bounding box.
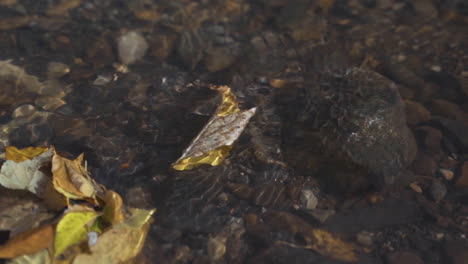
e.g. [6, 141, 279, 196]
[0, 146, 155, 264]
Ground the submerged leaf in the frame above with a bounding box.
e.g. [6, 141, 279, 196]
[0, 224, 54, 259]
[73, 208, 155, 264]
[54, 209, 99, 258]
[173, 86, 256, 170]
[0, 148, 53, 197]
[7, 249, 51, 264]
[5, 146, 49, 162]
[102, 190, 124, 225]
[266, 211, 360, 262]
[51, 152, 97, 202]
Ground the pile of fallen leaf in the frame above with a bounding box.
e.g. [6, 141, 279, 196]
[0, 146, 155, 264]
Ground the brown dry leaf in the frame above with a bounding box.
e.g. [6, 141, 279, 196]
[172, 86, 256, 170]
[0, 148, 53, 197]
[266, 211, 360, 262]
[102, 190, 124, 225]
[46, 0, 82, 16]
[5, 146, 49, 162]
[51, 152, 97, 202]
[0, 224, 54, 259]
[73, 208, 155, 264]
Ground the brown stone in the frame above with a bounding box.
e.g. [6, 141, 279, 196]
[405, 100, 431, 125]
[415, 126, 442, 151]
[456, 161, 468, 189]
[444, 242, 468, 264]
[386, 251, 424, 264]
[426, 99, 464, 121]
[439, 156, 458, 170]
[411, 152, 437, 176]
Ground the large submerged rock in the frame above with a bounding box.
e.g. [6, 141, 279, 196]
[306, 67, 418, 188]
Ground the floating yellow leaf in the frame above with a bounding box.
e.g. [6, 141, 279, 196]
[0, 148, 53, 197]
[7, 249, 51, 264]
[73, 208, 155, 264]
[172, 86, 256, 170]
[173, 145, 231, 170]
[212, 85, 240, 117]
[51, 152, 96, 202]
[0, 224, 54, 259]
[102, 190, 124, 225]
[54, 209, 99, 258]
[5, 146, 49, 162]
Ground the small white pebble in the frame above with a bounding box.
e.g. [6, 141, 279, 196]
[117, 31, 148, 65]
[431, 65, 442, 72]
[397, 54, 406, 62]
[88, 231, 98, 247]
[435, 233, 444, 240]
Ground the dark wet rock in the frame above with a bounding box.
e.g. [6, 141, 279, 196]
[426, 99, 467, 121]
[439, 156, 458, 170]
[398, 85, 415, 100]
[8, 116, 53, 147]
[385, 251, 424, 264]
[430, 179, 447, 201]
[444, 242, 468, 264]
[247, 244, 352, 264]
[204, 44, 240, 72]
[305, 68, 417, 188]
[411, 152, 437, 176]
[431, 118, 468, 153]
[306, 208, 336, 223]
[125, 185, 154, 209]
[404, 100, 431, 126]
[325, 198, 423, 234]
[415, 126, 443, 152]
[411, 0, 438, 18]
[383, 62, 439, 101]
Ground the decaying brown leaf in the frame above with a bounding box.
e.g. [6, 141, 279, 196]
[102, 190, 124, 225]
[51, 152, 99, 203]
[172, 86, 256, 170]
[266, 211, 360, 262]
[0, 224, 54, 259]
